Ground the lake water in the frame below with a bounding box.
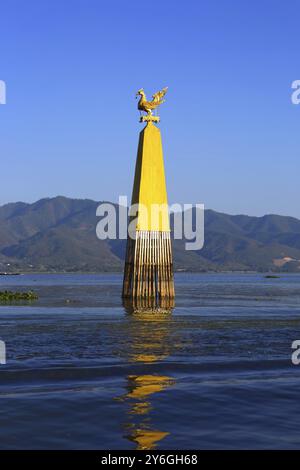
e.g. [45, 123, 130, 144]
[0, 273, 300, 449]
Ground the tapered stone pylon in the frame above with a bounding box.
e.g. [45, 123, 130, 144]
[122, 118, 175, 301]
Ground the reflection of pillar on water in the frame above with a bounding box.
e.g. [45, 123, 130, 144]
[118, 298, 176, 450]
[123, 297, 175, 362]
[122, 374, 175, 450]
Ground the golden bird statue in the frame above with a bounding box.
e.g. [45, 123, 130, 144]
[136, 87, 168, 122]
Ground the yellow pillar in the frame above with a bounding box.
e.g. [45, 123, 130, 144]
[132, 122, 170, 232]
[123, 119, 175, 301]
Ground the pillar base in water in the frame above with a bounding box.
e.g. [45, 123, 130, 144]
[122, 230, 175, 300]
[123, 297, 174, 315]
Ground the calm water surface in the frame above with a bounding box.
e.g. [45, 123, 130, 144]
[0, 273, 300, 449]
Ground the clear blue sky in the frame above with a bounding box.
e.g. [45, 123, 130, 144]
[0, 0, 299, 217]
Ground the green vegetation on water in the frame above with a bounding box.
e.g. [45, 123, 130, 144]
[0, 290, 38, 301]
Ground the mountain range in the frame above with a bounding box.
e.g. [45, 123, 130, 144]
[0, 196, 300, 273]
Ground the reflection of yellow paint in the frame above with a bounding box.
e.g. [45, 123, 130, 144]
[122, 374, 174, 450]
[131, 123, 170, 232]
[127, 375, 174, 400]
[126, 308, 173, 364]
[116, 310, 178, 450]
[131, 402, 151, 415]
[131, 429, 170, 451]
[131, 354, 166, 363]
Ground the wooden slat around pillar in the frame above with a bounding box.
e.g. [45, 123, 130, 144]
[122, 230, 175, 301]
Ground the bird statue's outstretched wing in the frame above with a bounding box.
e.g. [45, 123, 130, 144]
[152, 87, 168, 104]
